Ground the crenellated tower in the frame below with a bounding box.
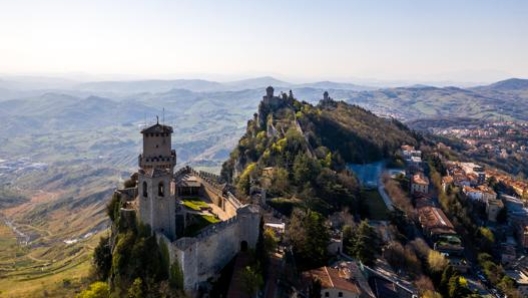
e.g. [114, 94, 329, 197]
[137, 118, 177, 240]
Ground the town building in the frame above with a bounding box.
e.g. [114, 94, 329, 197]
[505, 269, 528, 297]
[502, 194, 525, 214]
[448, 257, 470, 274]
[417, 206, 463, 256]
[303, 262, 374, 298]
[410, 173, 429, 194]
[462, 185, 483, 201]
[486, 198, 504, 222]
[478, 185, 497, 202]
[500, 238, 517, 265]
[401, 145, 423, 176]
[517, 225, 528, 250]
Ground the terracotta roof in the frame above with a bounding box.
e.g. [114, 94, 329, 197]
[467, 172, 478, 180]
[418, 206, 455, 231]
[306, 266, 360, 294]
[412, 173, 429, 185]
[477, 185, 496, 195]
[463, 185, 479, 193]
[442, 176, 454, 184]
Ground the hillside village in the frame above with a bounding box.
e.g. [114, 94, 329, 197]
[411, 119, 528, 178]
[431, 121, 528, 160]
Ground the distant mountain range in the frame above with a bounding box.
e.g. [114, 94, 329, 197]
[0, 75, 376, 96]
[75, 76, 375, 94]
[475, 78, 528, 91]
[1, 77, 528, 168]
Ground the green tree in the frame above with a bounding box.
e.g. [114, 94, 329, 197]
[112, 231, 137, 278]
[288, 208, 330, 267]
[422, 290, 442, 298]
[93, 236, 112, 281]
[351, 220, 380, 265]
[293, 153, 321, 185]
[342, 224, 355, 256]
[342, 220, 380, 266]
[439, 265, 457, 296]
[477, 227, 495, 254]
[76, 282, 109, 298]
[106, 193, 121, 222]
[263, 227, 279, 253]
[241, 265, 264, 296]
[448, 275, 471, 298]
[428, 250, 448, 273]
[127, 278, 144, 298]
[270, 167, 290, 196]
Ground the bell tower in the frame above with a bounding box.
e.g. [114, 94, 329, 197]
[137, 118, 177, 239]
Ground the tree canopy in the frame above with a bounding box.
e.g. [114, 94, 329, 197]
[287, 208, 330, 268]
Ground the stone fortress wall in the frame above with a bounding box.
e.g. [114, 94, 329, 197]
[175, 166, 242, 218]
[158, 202, 260, 291]
[158, 165, 260, 291]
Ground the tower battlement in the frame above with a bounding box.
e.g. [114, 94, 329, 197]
[139, 121, 176, 171]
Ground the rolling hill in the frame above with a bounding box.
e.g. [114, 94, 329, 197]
[220, 91, 418, 215]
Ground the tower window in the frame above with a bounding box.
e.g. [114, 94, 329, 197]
[142, 181, 148, 198]
[158, 182, 165, 197]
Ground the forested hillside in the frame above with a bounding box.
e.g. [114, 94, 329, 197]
[221, 92, 418, 215]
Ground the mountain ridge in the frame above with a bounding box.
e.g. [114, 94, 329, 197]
[221, 90, 418, 214]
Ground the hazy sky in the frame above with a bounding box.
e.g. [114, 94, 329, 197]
[1, 0, 527, 82]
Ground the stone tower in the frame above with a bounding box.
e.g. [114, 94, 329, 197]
[138, 118, 177, 239]
[265, 86, 274, 98]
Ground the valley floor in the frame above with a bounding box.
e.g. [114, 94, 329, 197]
[0, 219, 105, 297]
[0, 190, 108, 297]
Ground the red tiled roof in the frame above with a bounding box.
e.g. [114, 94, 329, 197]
[412, 173, 429, 185]
[306, 266, 360, 294]
[418, 206, 455, 231]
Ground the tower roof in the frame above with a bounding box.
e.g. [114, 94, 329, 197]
[141, 123, 173, 134]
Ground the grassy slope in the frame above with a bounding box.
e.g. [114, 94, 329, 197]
[0, 220, 106, 298]
[0, 166, 114, 297]
[361, 190, 389, 220]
